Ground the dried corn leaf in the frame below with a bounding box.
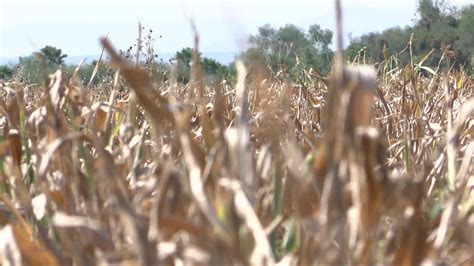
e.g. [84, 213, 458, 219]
[0, 224, 60, 266]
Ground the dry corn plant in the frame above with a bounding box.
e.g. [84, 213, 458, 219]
[0, 1, 473, 265]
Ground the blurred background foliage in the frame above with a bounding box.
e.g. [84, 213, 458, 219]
[1, 0, 473, 84]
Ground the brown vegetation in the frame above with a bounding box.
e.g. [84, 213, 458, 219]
[0, 10, 473, 266]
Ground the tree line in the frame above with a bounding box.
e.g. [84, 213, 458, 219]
[1, 0, 472, 83]
[346, 0, 474, 71]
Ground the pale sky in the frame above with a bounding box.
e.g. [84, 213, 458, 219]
[0, 0, 472, 59]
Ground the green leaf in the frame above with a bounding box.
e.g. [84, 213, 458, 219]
[282, 218, 298, 253]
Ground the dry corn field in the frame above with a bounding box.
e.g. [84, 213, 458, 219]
[0, 20, 473, 265]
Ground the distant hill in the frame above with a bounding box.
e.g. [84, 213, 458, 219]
[1, 51, 236, 66]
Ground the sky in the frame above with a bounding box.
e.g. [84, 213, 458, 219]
[0, 0, 472, 61]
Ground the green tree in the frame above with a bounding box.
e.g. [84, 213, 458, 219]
[18, 46, 68, 83]
[201, 57, 231, 83]
[40, 46, 67, 65]
[175, 47, 193, 66]
[173, 47, 231, 84]
[348, 27, 413, 65]
[18, 55, 42, 83]
[347, 0, 472, 71]
[245, 23, 333, 77]
[308, 24, 333, 73]
[345, 42, 366, 62]
[417, 0, 443, 30]
[0, 65, 14, 80]
[174, 47, 194, 84]
[412, 0, 459, 67]
[308, 24, 332, 52]
[456, 4, 474, 67]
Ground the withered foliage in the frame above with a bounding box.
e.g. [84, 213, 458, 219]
[0, 13, 473, 266]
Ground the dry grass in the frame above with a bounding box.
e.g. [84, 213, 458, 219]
[0, 12, 473, 266]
